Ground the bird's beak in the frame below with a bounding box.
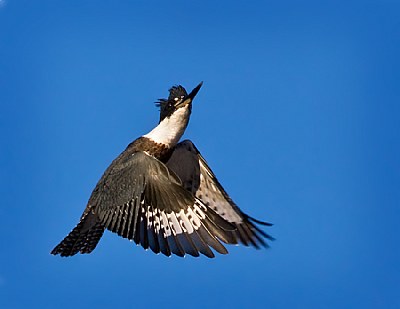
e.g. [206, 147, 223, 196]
[187, 81, 203, 100]
[179, 82, 203, 106]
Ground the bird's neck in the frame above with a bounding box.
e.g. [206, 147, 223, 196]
[143, 105, 191, 149]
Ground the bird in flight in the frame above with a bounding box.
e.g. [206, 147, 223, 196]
[51, 82, 273, 258]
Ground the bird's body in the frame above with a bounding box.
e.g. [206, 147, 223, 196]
[51, 83, 273, 258]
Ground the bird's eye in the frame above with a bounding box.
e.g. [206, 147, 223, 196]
[174, 97, 179, 101]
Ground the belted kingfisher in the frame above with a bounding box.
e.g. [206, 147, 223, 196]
[51, 82, 273, 258]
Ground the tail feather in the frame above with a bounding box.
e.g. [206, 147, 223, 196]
[51, 215, 105, 257]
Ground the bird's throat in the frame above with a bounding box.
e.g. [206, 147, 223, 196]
[143, 105, 191, 148]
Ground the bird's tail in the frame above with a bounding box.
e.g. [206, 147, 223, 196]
[51, 213, 105, 257]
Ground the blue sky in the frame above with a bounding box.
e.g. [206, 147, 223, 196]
[1, 1, 399, 308]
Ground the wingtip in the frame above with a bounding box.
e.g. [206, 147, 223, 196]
[246, 215, 274, 226]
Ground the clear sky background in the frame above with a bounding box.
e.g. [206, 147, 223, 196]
[1, 1, 399, 308]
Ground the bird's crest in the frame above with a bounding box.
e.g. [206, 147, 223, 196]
[155, 85, 188, 121]
[155, 85, 187, 109]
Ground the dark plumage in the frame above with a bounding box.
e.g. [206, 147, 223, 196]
[156, 84, 198, 121]
[51, 82, 273, 258]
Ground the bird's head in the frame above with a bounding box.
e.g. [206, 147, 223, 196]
[143, 82, 203, 148]
[156, 82, 203, 122]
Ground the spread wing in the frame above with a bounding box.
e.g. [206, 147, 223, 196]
[167, 140, 274, 249]
[89, 151, 235, 258]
